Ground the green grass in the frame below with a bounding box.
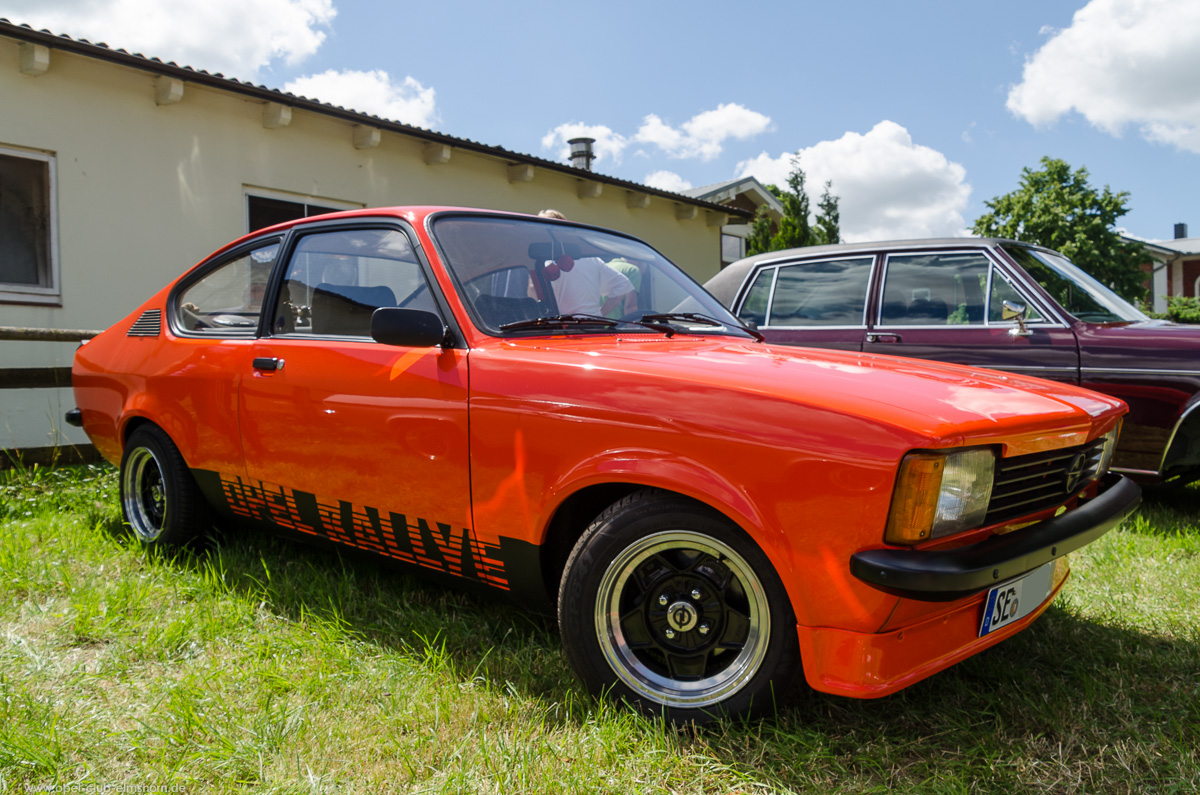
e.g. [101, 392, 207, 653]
[0, 465, 1197, 793]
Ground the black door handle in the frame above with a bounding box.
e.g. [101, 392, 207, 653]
[252, 357, 284, 372]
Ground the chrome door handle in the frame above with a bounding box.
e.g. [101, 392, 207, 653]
[867, 333, 901, 344]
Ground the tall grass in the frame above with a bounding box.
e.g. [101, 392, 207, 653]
[1, 464, 1196, 793]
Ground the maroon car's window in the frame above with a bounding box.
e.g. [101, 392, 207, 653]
[766, 257, 872, 327]
[175, 242, 280, 334]
[989, 271, 1044, 323]
[271, 228, 433, 337]
[880, 253, 991, 326]
[1003, 245, 1145, 323]
[738, 268, 774, 326]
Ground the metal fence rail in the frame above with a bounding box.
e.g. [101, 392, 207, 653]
[1, 326, 104, 468]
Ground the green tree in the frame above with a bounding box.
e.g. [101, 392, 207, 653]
[814, 180, 840, 246]
[745, 204, 774, 258]
[972, 157, 1146, 301]
[746, 155, 840, 256]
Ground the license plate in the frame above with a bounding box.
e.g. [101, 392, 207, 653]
[979, 562, 1055, 637]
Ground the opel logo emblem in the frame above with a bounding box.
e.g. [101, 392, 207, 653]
[666, 601, 698, 632]
[1064, 452, 1088, 495]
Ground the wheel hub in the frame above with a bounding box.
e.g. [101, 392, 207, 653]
[666, 600, 698, 632]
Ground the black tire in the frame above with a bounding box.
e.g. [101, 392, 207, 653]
[558, 489, 802, 723]
[119, 425, 212, 547]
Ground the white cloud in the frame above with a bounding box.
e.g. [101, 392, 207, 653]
[541, 123, 630, 167]
[284, 69, 438, 128]
[634, 104, 772, 161]
[737, 121, 971, 242]
[542, 103, 771, 167]
[643, 171, 693, 193]
[0, 0, 336, 80]
[1007, 0, 1200, 153]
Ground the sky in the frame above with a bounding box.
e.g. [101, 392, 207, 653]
[2, 0, 1197, 244]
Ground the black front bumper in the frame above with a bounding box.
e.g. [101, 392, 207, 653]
[850, 473, 1141, 602]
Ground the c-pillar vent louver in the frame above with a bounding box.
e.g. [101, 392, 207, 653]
[127, 309, 162, 337]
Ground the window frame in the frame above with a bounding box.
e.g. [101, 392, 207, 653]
[243, 187, 363, 234]
[0, 145, 60, 305]
[167, 235, 285, 339]
[873, 248, 1065, 330]
[734, 255, 875, 330]
[267, 225, 437, 341]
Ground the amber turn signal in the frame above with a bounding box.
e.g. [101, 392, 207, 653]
[885, 454, 946, 545]
[886, 448, 996, 545]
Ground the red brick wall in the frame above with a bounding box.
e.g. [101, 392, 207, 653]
[1184, 258, 1200, 298]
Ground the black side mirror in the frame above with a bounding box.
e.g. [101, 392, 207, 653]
[370, 307, 447, 347]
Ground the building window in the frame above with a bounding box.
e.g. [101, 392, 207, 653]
[721, 233, 744, 266]
[247, 194, 345, 232]
[0, 146, 57, 304]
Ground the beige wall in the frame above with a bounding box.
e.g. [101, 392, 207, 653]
[0, 36, 725, 450]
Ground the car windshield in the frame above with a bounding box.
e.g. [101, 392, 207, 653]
[430, 214, 753, 337]
[1003, 245, 1148, 324]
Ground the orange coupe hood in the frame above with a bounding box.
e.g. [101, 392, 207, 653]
[495, 335, 1125, 454]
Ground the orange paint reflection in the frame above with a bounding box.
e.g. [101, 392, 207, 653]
[477, 428, 532, 533]
[388, 349, 427, 380]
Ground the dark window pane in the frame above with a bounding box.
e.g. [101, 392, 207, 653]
[248, 196, 306, 232]
[273, 228, 428, 337]
[881, 253, 990, 326]
[768, 257, 872, 326]
[1003, 245, 1141, 323]
[737, 268, 773, 326]
[721, 234, 743, 264]
[176, 242, 279, 334]
[0, 153, 50, 287]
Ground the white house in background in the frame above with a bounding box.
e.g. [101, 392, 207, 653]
[0, 19, 745, 465]
[683, 177, 784, 268]
[1129, 224, 1200, 314]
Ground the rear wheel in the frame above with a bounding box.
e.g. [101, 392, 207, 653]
[558, 490, 801, 723]
[120, 425, 211, 547]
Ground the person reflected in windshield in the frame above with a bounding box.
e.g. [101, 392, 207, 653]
[538, 209, 637, 316]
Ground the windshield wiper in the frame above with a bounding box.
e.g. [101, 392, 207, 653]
[633, 312, 765, 341]
[499, 314, 620, 331]
[636, 312, 723, 327]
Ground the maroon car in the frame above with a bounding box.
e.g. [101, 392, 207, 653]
[705, 239, 1200, 486]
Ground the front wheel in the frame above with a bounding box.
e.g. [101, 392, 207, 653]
[558, 490, 802, 723]
[120, 425, 211, 547]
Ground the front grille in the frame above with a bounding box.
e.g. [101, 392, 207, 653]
[985, 437, 1108, 525]
[127, 309, 162, 337]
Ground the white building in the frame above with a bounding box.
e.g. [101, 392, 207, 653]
[0, 20, 744, 466]
[1132, 224, 1200, 314]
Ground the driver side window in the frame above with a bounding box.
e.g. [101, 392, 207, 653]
[271, 228, 433, 338]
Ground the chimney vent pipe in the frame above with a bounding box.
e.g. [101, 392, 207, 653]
[568, 137, 595, 171]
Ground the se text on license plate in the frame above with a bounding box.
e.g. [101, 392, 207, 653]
[978, 562, 1055, 637]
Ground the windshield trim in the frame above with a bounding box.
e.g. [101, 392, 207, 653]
[1003, 244, 1149, 324]
[425, 210, 757, 340]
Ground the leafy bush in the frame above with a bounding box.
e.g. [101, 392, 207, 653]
[1168, 296, 1200, 324]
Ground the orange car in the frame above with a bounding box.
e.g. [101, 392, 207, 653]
[68, 208, 1141, 722]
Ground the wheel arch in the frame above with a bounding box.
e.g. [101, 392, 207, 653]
[1160, 397, 1200, 483]
[120, 414, 156, 446]
[537, 476, 789, 615]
